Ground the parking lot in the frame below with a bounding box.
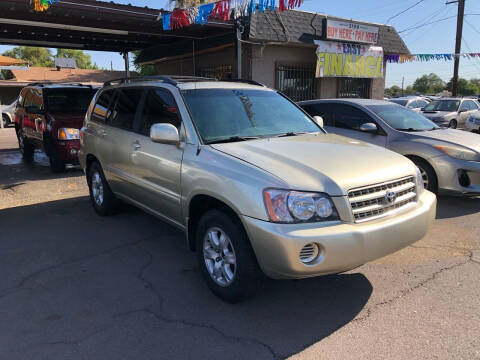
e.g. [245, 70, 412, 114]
[0, 126, 479, 359]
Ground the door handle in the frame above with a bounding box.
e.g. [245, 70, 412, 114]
[132, 141, 141, 150]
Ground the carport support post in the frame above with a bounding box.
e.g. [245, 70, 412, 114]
[123, 52, 130, 78]
[0, 101, 3, 129]
[236, 27, 242, 79]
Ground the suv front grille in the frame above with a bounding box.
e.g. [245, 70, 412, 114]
[348, 176, 417, 222]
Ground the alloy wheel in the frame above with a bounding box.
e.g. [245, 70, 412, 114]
[91, 171, 104, 207]
[418, 166, 429, 190]
[203, 227, 237, 287]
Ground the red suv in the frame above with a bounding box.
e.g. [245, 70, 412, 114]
[14, 83, 97, 172]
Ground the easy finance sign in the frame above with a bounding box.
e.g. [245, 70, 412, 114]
[315, 40, 384, 79]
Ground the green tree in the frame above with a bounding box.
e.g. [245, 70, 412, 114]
[132, 51, 156, 76]
[405, 85, 415, 95]
[386, 85, 401, 97]
[412, 73, 444, 94]
[446, 78, 480, 96]
[2, 46, 54, 67]
[55, 49, 98, 69]
[169, 0, 215, 8]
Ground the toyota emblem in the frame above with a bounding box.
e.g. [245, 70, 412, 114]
[385, 191, 396, 203]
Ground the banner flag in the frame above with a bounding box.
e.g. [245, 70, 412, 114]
[315, 40, 384, 79]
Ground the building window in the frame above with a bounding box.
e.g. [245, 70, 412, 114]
[338, 78, 371, 98]
[199, 65, 233, 80]
[276, 64, 316, 101]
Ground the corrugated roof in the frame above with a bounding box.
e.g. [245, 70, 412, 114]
[5, 67, 132, 85]
[249, 10, 410, 55]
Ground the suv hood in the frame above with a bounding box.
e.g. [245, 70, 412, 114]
[422, 111, 456, 119]
[210, 134, 415, 196]
[412, 129, 480, 153]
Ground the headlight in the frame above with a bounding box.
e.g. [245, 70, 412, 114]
[58, 128, 80, 140]
[433, 145, 480, 161]
[415, 167, 425, 195]
[263, 189, 338, 223]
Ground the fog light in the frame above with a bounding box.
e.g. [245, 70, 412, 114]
[299, 243, 319, 264]
[458, 170, 471, 187]
[70, 148, 78, 156]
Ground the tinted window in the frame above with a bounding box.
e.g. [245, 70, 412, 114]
[424, 100, 460, 112]
[334, 104, 374, 130]
[182, 89, 320, 143]
[109, 88, 144, 131]
[45, 88, 96, 113]
[18, 88, 27, 107]
[23, 90, 34, 108]
[301, 103, 335, 126]
[91, 90, 116, 123]
[139, 89, 180, 136]
[367, 104, 437, 131]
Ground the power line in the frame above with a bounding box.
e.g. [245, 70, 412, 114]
[398, 15, 457, 33]
[385, 0, 427, 24]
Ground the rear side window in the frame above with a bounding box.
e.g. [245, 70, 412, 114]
[334, 104, 374, 131]
[91, 90, 116, 123]
[301, 103, 335, 126]
[109, 88, 144, 131]
[45, 88, 95, 113]
[138, 89, 181, 136]
[18, 88, 27, 107]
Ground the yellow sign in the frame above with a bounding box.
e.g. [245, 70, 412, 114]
[315, 40, 384, 79]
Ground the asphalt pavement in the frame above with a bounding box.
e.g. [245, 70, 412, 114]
[0, 127, 479, 360]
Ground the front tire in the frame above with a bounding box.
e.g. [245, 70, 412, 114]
[196, 209, 262, 303]
[87, 162, 119, 216]
[448, 119, 457, 129]
[410, 157, 438, 194]
[2, 115, 9, 128]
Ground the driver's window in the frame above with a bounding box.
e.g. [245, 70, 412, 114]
[459, 102, 470, 111]
[334, 104, 374, 131]
[466, 101, 477, 110]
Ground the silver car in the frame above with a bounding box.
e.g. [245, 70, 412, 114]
[1, 100, 17, 127]
[79, 78, 436, 302]
[389, 96, 430, 112]
[300, 99, 480, 195]
[420, 98, 480, 129]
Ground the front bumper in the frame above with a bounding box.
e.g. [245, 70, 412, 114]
[56, 139, 80, 163]
[431, 154, 480, 194]
[465, 120, 480, 132]
[242, 191, 436, 279]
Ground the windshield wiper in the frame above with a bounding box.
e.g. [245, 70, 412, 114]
[205, 136, 260, 145]
[396, 128, 424, 132]
[273, 131, 313, 138]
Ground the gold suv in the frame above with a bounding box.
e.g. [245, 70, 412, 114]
[79, 76, 436, 302]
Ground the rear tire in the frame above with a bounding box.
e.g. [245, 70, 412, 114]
[49, 152, 66, 173]
[17, 128, 34, 162]
[2, 115, 9, 128]
[196, 209, 262, 303]
[410, 157, 438, 194]
[87, 162, 119, 216]
[448, 119, 457, 129]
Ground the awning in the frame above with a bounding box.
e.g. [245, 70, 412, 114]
[0, 55, 26, 66]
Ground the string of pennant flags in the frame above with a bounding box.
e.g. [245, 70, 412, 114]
[33, 0, 58, 12]
[160, 0, 304, 31]
[385, 53, 480, 63]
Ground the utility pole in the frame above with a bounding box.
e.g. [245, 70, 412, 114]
[448, 0, 465, 97]
[402, 76, 404, 96]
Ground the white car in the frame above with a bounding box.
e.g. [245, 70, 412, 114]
[2, 100, 17, 127]
[465, 111, 480, 133]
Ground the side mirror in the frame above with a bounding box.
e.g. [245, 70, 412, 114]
[150, 123, 180, 145]
[420, 107, 425, 111]
[313, 115, 324, 128]
[359, 123, 378, 133]
[26, 106, 44, 115]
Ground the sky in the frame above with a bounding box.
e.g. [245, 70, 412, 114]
[1, 0, 480, 88]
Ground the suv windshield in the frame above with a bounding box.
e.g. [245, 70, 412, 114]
[182, 89, 320, 143]
[367, 104, 438, 131]
[45, 88, 97, 113]
[423, 100, 460, 112]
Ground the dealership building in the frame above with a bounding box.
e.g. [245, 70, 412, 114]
[137, 10, 409, 101]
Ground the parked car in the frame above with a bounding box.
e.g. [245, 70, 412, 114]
[420, 98, 480, 128]
[299, 99, 480, 195]
[389, 96, 430, 112]
[79, 76, 436, 302]
[2, 100, 17, 127]
[465, 111, 480, 133]
[14, 83, 97, 172]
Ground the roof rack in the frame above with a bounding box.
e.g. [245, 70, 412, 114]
[26, 82, 95, 88]
[103, 76, 267, 88]
[103, 75, 216, 87]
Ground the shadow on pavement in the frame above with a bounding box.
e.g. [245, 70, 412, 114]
[436, 195, 480, 220]
[0, 197, 372, 359]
